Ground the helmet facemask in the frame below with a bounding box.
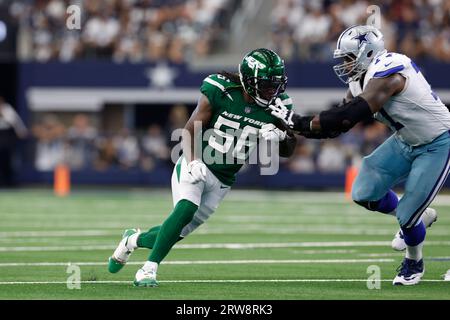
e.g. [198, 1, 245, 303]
[333, 44, 368, 84]
[240, 72, 288, 107]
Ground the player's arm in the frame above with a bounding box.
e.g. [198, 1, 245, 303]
[344, 88, 353, 103]
[182, 94, 212, 162]
[271, 74, 405, 135]
[278, 126, 297, 157]
[310, 74, 406, 132]
[181, 94, 213, 182]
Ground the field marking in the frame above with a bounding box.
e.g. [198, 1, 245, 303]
[0, 230, 117, 238]
[1, 241, 449, 252]
[225, 191, 450, 206]
[1, 227, 449, 238]
[358, 253, 403, 257]
[0, 258, 395, 267]
[4, 189, 450, 205]
[3, 256, 448, 268]
[0, 279, 446, 285]
[0, 228, 403, 238]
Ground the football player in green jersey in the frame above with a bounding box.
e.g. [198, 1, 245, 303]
[107, 48, 297, 287]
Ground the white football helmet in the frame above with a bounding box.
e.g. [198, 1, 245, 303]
[333, 25, 386, 84]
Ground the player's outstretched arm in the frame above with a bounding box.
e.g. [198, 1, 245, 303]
[310, 73, 406, 133]
[278, 129, 297, 157]
[270, 74, 405, 137]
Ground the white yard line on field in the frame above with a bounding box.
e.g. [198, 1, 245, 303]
[0, 258, 395, 267]
[358, 253, 404, 257]
[0, 279, 446, 285]
[4, 189, 450, 205]
[1, 241, 450, 252]
[0, 227, 449, 238]
[225, 191, 450, 206]
[0, 230, 118, 238]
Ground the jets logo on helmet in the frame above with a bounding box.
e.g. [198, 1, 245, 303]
[239, 48, 287, 108]
[244, 56, 267, 70]
[333, 25, 386, 84]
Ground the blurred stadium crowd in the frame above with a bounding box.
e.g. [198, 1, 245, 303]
[270, 0, 450, 62]
[8, 0, 450, 63]
[10, 0, 238, 62]
[28, 106, 389, 174]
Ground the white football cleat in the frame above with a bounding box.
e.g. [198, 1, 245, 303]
[444, 269, 450, 281]
[393, 258, 425, 285]
[134, 263, 159, 287]
[391, 208, 437, 251]
[108, 228, 140, 273]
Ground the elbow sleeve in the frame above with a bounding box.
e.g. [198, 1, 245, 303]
[319, 96, 373, 132]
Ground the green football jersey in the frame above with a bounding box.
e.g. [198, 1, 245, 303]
[198, 73, 293, 186]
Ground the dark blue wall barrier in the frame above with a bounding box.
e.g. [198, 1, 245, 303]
[17, 60, 450, 89]
[16, 165, 347, 190]
[21, 165, 448, 189]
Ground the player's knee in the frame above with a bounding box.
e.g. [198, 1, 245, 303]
[396, 213, 412, 229]
[174, 199, 199, 224]
[353, 199, 378, 211]
[351, 183, 369, 203]
[176, 199, 198, 213]
[352, 180, 379, 203]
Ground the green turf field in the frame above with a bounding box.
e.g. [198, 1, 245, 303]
[0, 188, 449, 300]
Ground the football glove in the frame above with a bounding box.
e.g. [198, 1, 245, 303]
[268, 98, 312, 132]
[269, 98, 342, 139]
[268, 98, 295, 128]
[186, 159, 207, 184]
[259, 123, 287, 142]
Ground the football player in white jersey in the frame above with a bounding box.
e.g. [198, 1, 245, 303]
[270, 25, 450, 285]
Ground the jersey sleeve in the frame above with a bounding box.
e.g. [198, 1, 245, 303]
[369, 52, 409, 79]
[200, 74, 234, 112]
[278, 92, 293, 110]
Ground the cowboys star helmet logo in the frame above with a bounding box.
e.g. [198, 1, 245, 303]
[352, 33, 369, 49]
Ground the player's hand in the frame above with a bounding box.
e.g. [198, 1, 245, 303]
[268, 98, 295, 128]
[268, 98, 313, 133]
[186, 159, 207, 184]
[259, 123, 287, 142]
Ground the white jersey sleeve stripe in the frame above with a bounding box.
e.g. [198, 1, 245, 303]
[204, 77, 234, 101]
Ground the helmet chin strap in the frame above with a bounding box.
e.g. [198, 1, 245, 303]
[254, 96, 270, 107]
[241, 83, 268, 107]
[239, 67, 279, 107]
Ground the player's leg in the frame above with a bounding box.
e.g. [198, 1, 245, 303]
[391, 207, 437, 251]
[393, 134, 450, 285]
[135, 165, 183, 249]
[108, 157, 201, 277]
[135, 164, 231, 287]
[107, 228, 142, 273]
[179, 179, 230, 239]
[134, 157, 203, 287]
[352, 135, 411, 215]
[136, 225, 162, 249]
[351, 135, 439, 252]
